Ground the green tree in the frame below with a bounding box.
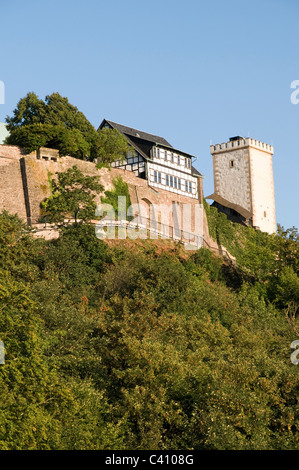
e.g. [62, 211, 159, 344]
[0, 212, 126, 450]
[95, 128, 130, 166]
[100, 176, 132, 218]
[276, 225, 299, 274]
[5, 92, 99, 159]
[41, 166, 104, 224]
[5, 91, 46, 130]
[0, 269, 67, 449]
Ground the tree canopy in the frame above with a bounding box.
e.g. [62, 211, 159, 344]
[5, 92, 131, 163]
[0, 209, 298, 450]
[5, 92, 99, 159]
[41, 165, 104, 224]
[94, 127, 130, 166]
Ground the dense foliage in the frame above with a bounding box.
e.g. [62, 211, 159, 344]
[41, 166, 104, 224]
[0, 209, 298, 450]
[5, 92, 130, 163]
[100, 176, 132, 219]
[95, 128, 130, 167]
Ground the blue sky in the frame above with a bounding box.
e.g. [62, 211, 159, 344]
[1, 0, 298, 229]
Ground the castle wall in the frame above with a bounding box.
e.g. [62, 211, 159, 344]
[212, 148, 251, 213]
[0, 146, 28, 220]
[0, 145, 205, 243]
[210, 137, 276, 235]
[23, 153, 106, 224]
[249, 147, 276, 233]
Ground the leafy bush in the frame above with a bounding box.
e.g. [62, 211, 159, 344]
[0, 212, 298, 450]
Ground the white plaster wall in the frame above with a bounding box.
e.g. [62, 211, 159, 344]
[249, 147, 276, 234]
[147, 161, 198, 199]
[152, 147, 192, 174]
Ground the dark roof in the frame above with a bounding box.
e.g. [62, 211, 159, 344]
[206, 193, 252, 219]
[191, 165, 202, 177]
[100, 119, 172, 147]
[98, 119, 202, 176]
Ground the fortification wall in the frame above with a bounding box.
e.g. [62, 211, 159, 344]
[212, 148, 252, 214]
[249, 147, 276, 234]
[0, 145, 29, 220]
[0, 144, 207, 244]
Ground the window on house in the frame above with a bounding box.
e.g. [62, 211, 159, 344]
[164, 150, 167, 161]
[171, 153, 174, 163]
[185, 181, 188, 192]
[189, 181, 192, 193]
[174, 177, 177, 189]
[166, 174, 169, 186]
[170, 175, 173, 187]
[188, 159, 191, 169]
[177, 155, 180, 165]
[229, 160, 234, 168]
[154, 170, 157, 183]
[178, 178, 181, 190]
[153, 147, 156, 158]
[158, 172, 161, 184]
[157, 148, 160, 158]
[184, 158, 187, 168]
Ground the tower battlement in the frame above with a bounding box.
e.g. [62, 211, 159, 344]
[207, 135, 276, 234]
[211, 137, 273, 155]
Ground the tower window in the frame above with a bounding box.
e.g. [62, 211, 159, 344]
[229, 160, 234, 168]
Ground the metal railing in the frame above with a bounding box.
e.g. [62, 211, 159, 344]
[95, 216, 204, 249]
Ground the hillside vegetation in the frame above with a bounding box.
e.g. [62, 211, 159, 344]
[0, 209, 298, 450]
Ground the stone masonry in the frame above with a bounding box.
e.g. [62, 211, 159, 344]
[0, 145, 208, 246]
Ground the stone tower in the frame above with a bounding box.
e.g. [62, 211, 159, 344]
[207, 136, 276, 234]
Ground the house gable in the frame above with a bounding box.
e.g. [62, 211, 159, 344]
[98, 119, 203, 199]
